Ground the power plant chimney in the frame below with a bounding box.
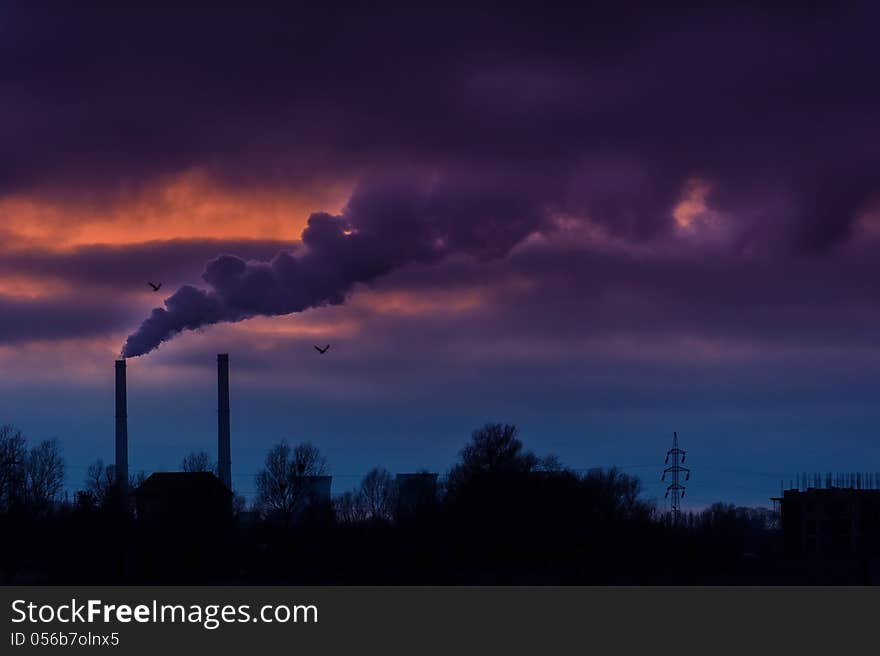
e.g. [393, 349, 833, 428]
[217, 354, 232, 489]
[115, 359, 128, 495]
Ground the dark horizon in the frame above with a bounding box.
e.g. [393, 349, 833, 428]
[4, 415, 879, 585]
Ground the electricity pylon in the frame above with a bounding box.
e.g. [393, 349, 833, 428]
[662, 431, 689, 522]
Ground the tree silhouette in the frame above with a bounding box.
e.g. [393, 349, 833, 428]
[447, 423, 555, 492]
[0, 424, 27, 513]
[180, 450, 214, 473]
[255, 440, 328, 516]
[334, 490, 368, 523]
[83, 459, 117, 507]
[232, 493, 247, 516]
[25, 439, 64, 513]
[581, 467, 652, 523]
[359, 467, 396, 521]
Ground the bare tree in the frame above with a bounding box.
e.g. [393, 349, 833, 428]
[0, 424, 28, 513]
[255, 440, 328, 516]
[334, 490, 368, 523]
[460, 424, 531, 472]
[231, 493, 247, 516]
[581, 467, 652, 523]
[26, 439, 64, 512]
[290, 441, 327, 477]
[180, 450, 214, 473]
[535, 454, 563, 472]
[84, 459, 117, 507]
[256, 441, 292, 514]
[359, 467, 395, 521]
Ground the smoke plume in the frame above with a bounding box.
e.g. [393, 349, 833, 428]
[121, 179, 551, 357]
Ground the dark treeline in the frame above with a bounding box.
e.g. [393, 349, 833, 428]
[0, 422, 871, 584]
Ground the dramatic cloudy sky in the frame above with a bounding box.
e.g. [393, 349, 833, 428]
[3, 2, 880, 507]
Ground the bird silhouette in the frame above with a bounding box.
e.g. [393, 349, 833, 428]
[147, 282, 162, 292]
[314, 344, 330, 354]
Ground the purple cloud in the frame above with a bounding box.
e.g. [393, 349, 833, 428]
[3, 4, 879, 253]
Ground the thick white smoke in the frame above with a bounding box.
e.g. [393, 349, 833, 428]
[121, 178, 551, 357]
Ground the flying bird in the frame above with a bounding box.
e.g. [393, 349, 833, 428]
[147, 282, 162, 292]
[314, 344, 330, 354]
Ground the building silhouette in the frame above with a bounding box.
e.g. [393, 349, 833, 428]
[776, 486, 880, 556]
[135, 472, 233, 526]
[132, 472, 234, 579]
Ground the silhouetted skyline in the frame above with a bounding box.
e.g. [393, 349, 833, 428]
[5, 419, 878, 585]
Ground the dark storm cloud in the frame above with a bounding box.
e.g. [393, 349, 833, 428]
[487, 242, 880, 350]
[0, 239, 290, 290]
[3, 3, 879, 251]
[344, 239, 880, 357]
[0, 295, 132, 343]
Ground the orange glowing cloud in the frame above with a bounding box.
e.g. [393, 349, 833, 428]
[232, 313, 364, 340]
[672, 177, 730, 245]
[350, 287, 487, 316]
[0, 170, 351, 250]
[673, 178, 711, 229]
[0, 275, 74, 299]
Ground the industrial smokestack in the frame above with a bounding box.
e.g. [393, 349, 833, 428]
[217, 354, 232, 489]
[115, 359, 128, 495]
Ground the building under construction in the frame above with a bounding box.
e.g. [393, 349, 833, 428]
[774, 474, 880, 556]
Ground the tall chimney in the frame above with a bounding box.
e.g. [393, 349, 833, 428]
[217, 353, 232, 489]
[115, 359, 128, 495]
